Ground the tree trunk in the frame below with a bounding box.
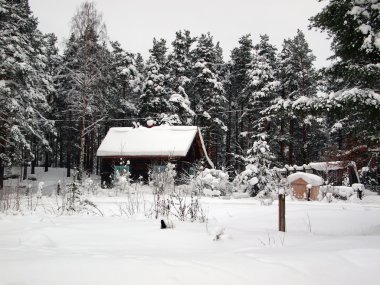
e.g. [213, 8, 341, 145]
[35, 147, 39, 166]
[207, 128, 212, 159]
[302, 123, 308, 164]
[96, 128, 101, 176]
[239, 103, 245, 155]
[59, 125, 64, 168]
[31, 138, 36, 175]
[0, 161, 4, 209]
[31, 158, 36, 175]
[214, 136, 218, 168]
[279, 194, 286, 232]
[279, 116, 285, 163]
[84, 133, 89, 172]
[44, 134, 49, 172]
[288, 118, 294, 165]
[44, 151, 49, 172]
[66, 113, 72, 178]
[0, 155, 4, 193]
[78, 115, 85, 181]
[338, 129, 343, 150]
[234, 108, 240, 171]
[90, 129, 95, 174]
[225, 91, 232, 169]
[23, 160, 27, 180]
[54, 135, 58, 167]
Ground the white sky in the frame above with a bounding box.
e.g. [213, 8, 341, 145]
[29, 0, 333, 68]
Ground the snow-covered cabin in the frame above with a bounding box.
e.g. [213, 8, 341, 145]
[96, 126, 213, 184]
[287, 172, 324, 201]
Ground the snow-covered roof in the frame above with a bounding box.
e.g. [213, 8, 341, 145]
[308, 162, 343, 171]
[97, 125, 214, 166]
[287, 172, 324, 186]
[275, 161, 344, 173]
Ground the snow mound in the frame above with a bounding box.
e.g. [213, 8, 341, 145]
[232, 192, 250, 199]
[352, 183, 365, 191]
[287, 172, 323, 186]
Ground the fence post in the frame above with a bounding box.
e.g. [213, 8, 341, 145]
[279, 193, 286, 232]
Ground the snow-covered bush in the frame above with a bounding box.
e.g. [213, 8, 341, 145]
[147, 162, 207, 222]
[118, 181, 148, 217]
[256, 190, 274, 205]
[0, 179, 22, 213]
[59, 171, 102, 216]
[114, 169, 132, 195]
[334, 186, 354, 200]
[83, 178, 101, 195]
[352, 183, 365, 192]
[167, 183, 207, 222]
[233, 136, 276, 197]
[191, 168, 231, 196]
[320, 185, 354, 201]
[149, 162, 176, 219]
[203, 188, 221, 197]
[322, 193, 334, 203]
[37, 182, 44, 199]
[360, 166, 378, 188]
[149, 162, 176, 192]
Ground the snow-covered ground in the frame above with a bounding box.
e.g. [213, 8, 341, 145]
[1, 194, 380, 285]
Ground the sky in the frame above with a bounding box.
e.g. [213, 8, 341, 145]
[29, 0, 333, 68]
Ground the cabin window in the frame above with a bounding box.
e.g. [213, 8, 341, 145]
[152, 164, 166, 173]
[114, 165, 130, 176]
[188, 166, 196, 176]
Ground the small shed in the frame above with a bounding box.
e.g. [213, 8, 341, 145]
[287, 172, 324, 201]
[274, 161, 360, 186]
[96, 125, 213, 184]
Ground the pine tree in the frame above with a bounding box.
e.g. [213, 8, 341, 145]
[191, 33, 227, 167]
[135, 53, 145, 77]
[40, 33, 61, 173]
[167, 30, 196, 125]
[109, 41, 141, 121]
[139, 38, 172, 124]
[57, 33, 80, 177]
[267, 30, 320, 165]
[244, 35, 279, 138]
[0, 0, 55, 189]
[234, 135, 276, 196]
[228, 34, 254, 171]
[214, 41, 230, 167]
[310, 0, 380, 149]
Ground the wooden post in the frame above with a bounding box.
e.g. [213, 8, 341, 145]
[279, 193, 286, 232]
[306, 184, 311, 201]
[23, 163, 27, 180]
[44, 151, 49, 172]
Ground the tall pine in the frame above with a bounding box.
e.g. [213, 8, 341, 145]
[0, 0, 54, 189]
[139, 38, 172, 124]
[310, 0, 380, 151]
[191, 33, 227, 167]
[167, 30, 196, 125]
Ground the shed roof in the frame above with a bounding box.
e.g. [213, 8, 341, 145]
[287, 172, 324, 186]
[274, 161, 344, 173]
[96, 125, 213, 166]
[308, 162, 344, 171]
